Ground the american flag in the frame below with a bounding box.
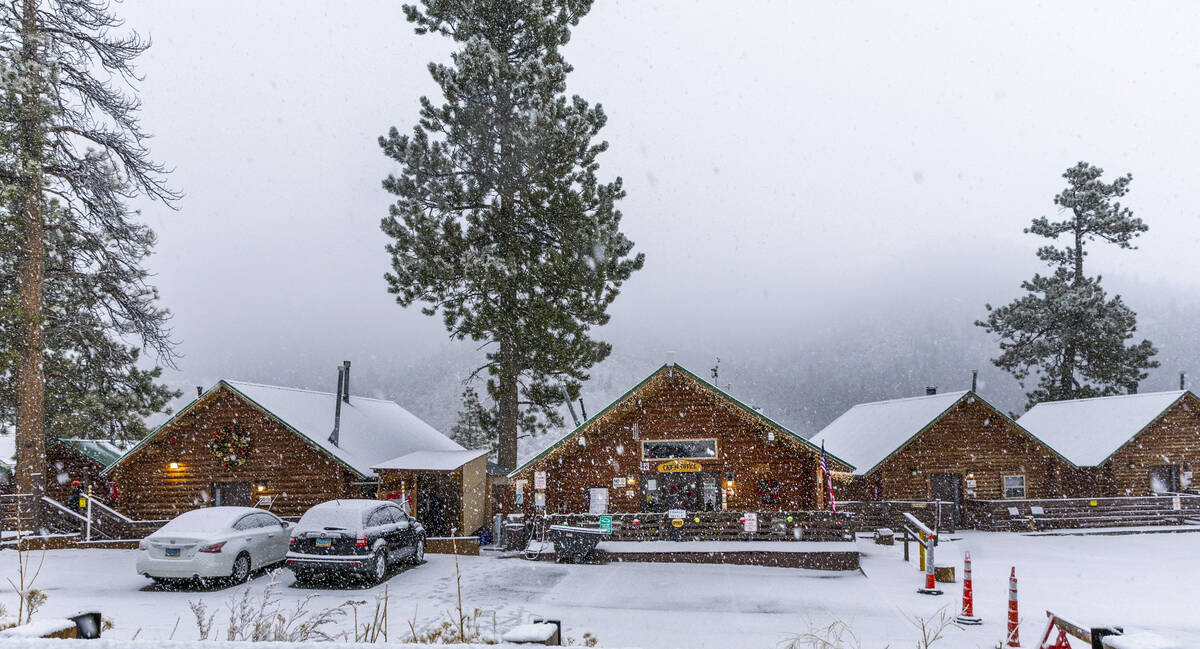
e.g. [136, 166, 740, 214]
[820, 441, 837, 514]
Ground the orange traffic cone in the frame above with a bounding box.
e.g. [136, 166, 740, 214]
[956, 552, 981, 625]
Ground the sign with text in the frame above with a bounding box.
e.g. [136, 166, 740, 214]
[612, 477, 627, 488]
[599, 515, 613, 534]
[640, 462, 650, 471]
[667, 508, 687, 519]
[588, 488, 609, 514]
[534, 471, 547, 490]
[742, 512, 758, 533]
[534, 491, 545, 509]
[657, 459, 702, 473]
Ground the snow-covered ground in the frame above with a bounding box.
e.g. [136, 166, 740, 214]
[2, 530, 1197, 648]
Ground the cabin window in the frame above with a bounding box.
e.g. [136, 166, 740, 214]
[641, 439, 718, 460]
[1002, 475, 1026, 499]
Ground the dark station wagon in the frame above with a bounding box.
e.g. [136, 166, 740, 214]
[285, 499, 425, 584]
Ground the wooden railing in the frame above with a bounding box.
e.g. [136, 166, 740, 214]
[965, 494, 1200, 531]
[0, 493, 164, 542]
[543, 510, 855, 542]
[835, 500, 956, 533]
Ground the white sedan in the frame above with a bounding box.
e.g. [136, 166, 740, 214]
[137, 506, 292, 586]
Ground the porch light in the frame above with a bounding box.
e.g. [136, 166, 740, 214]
[909, 467, 918, 476]
[1128, 461, 1136, 469]
[168, 460, 180, 470]
[255, 482, 268, 492]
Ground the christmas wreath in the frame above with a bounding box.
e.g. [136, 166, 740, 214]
[208, 423, 252, 467]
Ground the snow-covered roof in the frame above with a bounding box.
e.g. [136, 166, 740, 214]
[372, 448, 489, 472]
[1016, 390, 1187, 466]
[221, 381, 463, 478]
[110, 379, 463, 479]
[809, 391, 970, 475]
[56, 438, 129, 467]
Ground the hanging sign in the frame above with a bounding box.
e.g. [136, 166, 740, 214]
[599, 515, 613, 534]
[534, 471, 547, 490]
[742, 512, 758, 533]
[640, 462, 650, 471]
[612, 477, 627, 488]
[657, 459, 702, 473]
[667, 508, 687, 519]
[671, 518, 685, 528]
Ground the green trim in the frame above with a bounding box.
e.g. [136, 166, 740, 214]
[852, 391, 1080, 478]
[55, 439, 125, 468]
[1091, 391, 1191, 467]
[102, 381, 370, 480]
[508, 363, 854, 478]
[101, 390, 207, 477]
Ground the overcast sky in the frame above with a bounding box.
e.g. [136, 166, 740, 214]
[116, 1, 1200, 432]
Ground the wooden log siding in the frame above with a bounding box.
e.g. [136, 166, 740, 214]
[45, 444, 105, 504]
[511, 366, 850, 516]
[1097, 393, 1200, 496]
[847, 395, 1071, 502]
[108, 386, 361, 520]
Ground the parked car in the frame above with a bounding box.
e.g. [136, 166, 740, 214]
[285, 499, 425, 584]
[136, 506, 292, 586]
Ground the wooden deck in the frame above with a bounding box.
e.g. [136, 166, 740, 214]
[529, 539, 861, 571]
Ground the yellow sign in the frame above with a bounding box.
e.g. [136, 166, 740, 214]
[657, 459, 702, 473]
[671, 518, 685, 528]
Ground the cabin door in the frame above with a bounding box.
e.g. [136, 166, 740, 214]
[1149, 465, 1180, 494]
[928, 473, 963, 526]
[213, 482, 252, 507]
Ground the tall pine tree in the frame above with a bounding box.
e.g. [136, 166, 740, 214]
[448, 385, 496, 458]
[380, 1, 643, 470]
[977, 162, 1158, 409]
[0, 0, 179, 506]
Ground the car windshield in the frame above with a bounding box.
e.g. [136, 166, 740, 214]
[155, 508, 242, 535]
[297, 504, 366, 531]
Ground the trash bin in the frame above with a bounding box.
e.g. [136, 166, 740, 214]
[505, 522, 527, 551]
[548, 525, 606, 563]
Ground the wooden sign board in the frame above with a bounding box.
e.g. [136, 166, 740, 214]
[657, 459, 702, 473]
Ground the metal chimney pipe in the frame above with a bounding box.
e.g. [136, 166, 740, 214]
[342, 360, 351, 403]
[579, 398, 588, 421]
[329, 365, 345, 446]
[1181, 372, 1187, 391]
[971, 370, 978, 392]
[196, 386, 203, 398]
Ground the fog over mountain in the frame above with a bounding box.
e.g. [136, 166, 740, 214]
[112, 1, 1200, 458]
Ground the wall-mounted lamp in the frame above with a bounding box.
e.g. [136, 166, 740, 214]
[767, 431, 776, 442]
[255, 481, 268, 493]
[909, 467, 918, 477]
[168, 460, 180, 470]
[1128, 461, 1136, 469]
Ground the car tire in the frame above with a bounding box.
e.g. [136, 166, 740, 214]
[409, 537, 425, 565]
[372, 549, 388, 584]
[230, 553, 251, 585]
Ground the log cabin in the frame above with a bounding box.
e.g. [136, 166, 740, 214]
[103, 364, 467, 521]
[45, 438, 126, 504]
[372, 449, 490, 537]
[1017, 390, 1200, 497]
[507, 362, 853, 517]
[810, 388, 1073, 523]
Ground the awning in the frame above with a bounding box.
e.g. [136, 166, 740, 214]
[371, 449, 489, 473]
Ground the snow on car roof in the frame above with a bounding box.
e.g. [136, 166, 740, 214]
[1017, 390, 1187, 466]
[809, 391, 969, 475]
[371, 448, 488, 472]
[154, 506, 262, 535]
[296, 499, 386, 530]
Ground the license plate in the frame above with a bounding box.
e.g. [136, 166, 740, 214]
[165, 547, 180, 558]
[316, 538, 331, 548]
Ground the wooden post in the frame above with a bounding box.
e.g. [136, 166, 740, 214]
[85, 485, 92, 542]
[903, 527, 910, 562]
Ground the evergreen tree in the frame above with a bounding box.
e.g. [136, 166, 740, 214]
[0, 0, 179, 506]
[380, 0, 643, 471]
[448, 385, 496, 458]
[977, 162, 1158, 409]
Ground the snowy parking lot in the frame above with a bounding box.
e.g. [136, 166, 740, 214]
[4, 530, 1198, 648]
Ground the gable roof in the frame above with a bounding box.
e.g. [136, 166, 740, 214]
[55, 438, 128, 468]
[510, 363, 851, 477]
[107, 379, 462, 479]
[809, 391, 971, 475]
[1016, 390, 1188, 466]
